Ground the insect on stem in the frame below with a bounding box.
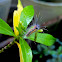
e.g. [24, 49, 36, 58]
[26, 13, 47, 37]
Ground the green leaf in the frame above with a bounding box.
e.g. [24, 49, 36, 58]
[49, 51, 57, 55]
[16, 23, 25, 36]
[33, 50, 40, 55]
[24, 32, 35, 41]
[57, 46, 62, 54]
[24, 33, 56, 46]
[0, 18, 15, 37]
[36, 33, 56, 46]
[20, 5, 34, 29]
[19, 37, 32, 62]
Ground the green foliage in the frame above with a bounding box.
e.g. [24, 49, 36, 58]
[24, 32, 56, 46]
[36, 33, 56, 46]
[20, 5, 34, 30]
[0, 18, 15, 37]
[16, 23, 25, 36]
[19, 37, 32, 62]
[24, 32, 35, 41]
[33, 50, 40, 55]
[57, 46, 62, 54]
[32, 42, 62, 62]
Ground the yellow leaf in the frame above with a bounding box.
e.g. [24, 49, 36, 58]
[13, 0, 23, 36]
[15, 41, 24, 62]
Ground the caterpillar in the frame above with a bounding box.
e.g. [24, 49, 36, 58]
[26, 25, 39, 36]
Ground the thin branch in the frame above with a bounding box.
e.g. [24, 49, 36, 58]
[0, 37, 14, 53]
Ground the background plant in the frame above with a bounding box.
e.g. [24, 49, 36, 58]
[32, 39, 62, 62]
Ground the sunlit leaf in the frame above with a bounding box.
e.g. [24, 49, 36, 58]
[36, 33, 56, 46]
[20, 5, 34, 30]
[24, 32, 56, 46]
[19, 37, 32, 62]
[0, 18, 15, 37]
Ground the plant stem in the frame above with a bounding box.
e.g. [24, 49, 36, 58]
[0, 38, 16, 53]
[34, 31, 37, 42]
